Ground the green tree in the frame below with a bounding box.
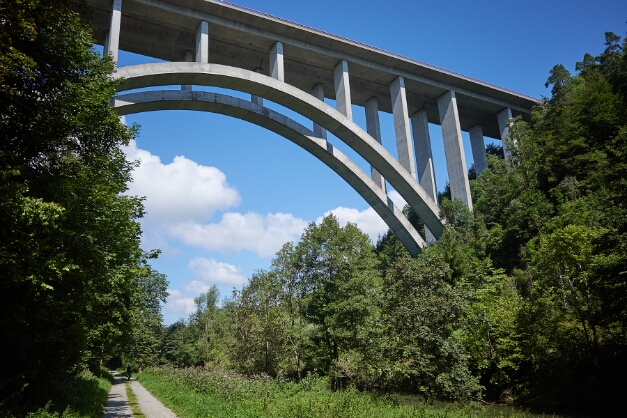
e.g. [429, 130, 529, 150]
[0, 0, 166, 408]
[293, 215, 382, 388]
[381, 255, 479, 400]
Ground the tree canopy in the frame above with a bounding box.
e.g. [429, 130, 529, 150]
[0, 0, 167, 411]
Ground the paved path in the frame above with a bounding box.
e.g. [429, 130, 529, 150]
[130, 378, 177, 417]
[101, 371, 177, 417]
[102, 373, 133, 418]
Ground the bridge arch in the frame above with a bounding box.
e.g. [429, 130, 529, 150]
[114, 63, 446, 244]
[114, 90, 426, 255]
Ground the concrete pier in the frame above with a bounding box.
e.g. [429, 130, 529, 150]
[469, 124, 488, 174]
[196, 21, 209, 63]
[181, 50, 193, 91]
[438, 90, 472, 210]
[391, 76, 416, 178]
[334, 60, 352, 120]
[498, 108, 513, 160]
[104, 0, 122, 64]
[311, 84, 327, 139]
[365, 97, 386, 191]
[270, 42, 284, 82]
[411, 109, 438, 243]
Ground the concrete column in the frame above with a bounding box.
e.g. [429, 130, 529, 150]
[251, 95, 263, 106]
[196, 21, 209, 63]
[103, 30, 110, 57]
[310, 84, 327, 139]
[365, 97, 386, 191]
[104, 0, 122, 65]
[181, 50, 193, 91]
[411, 109, 438, 243]
[469, 124, 488, 175]
[269, 42, 284, 82]
[334, 60, 352, 120]
[437, 90, 473, 210]
[497, 108, 513, 160]
[390, 76, 416, 178]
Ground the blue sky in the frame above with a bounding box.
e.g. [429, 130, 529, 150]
[105, 0, 627, 324]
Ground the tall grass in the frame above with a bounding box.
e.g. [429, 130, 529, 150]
[138, 366, 533, 418]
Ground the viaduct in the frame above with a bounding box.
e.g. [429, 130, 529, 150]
[80, 0, 540, 256]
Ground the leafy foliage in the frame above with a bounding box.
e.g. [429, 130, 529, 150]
[0, 0, 167, 411]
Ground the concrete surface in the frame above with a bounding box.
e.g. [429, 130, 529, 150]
[79, 0, 537, 139]
[334, 60, 352, 120]
[469, 124, 488, 174]
[390, 76, 415, 178]
[130, 379, 177, 417]
[101, 373, 133, 418]
[365, 97, 386, 191]
[438, 90, 473, 210]
[411, 109, 438, 244]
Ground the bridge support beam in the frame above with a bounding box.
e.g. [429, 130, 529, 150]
[365, 97, 386, 191]
[498, 108, 513, 160]
[196, 21, 209, 63]
[270, 42, 284, 82]
[334, 60, 352, 120]
[391, 76, 416, 178]
[310, 84, 327, 139]
[181, 50, 193, 91]
[411, 109, 437, 243]
[438, 90, 473, 210]
[104, 0, 122, 65]
[469, 124, 488, 174]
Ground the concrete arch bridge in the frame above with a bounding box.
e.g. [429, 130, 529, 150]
[80, 0, 539, 256]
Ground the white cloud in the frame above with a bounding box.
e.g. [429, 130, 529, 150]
[169, 212, 308, 257]
[123, 140, 240, 226]
[187, 257, 248, 290]
[315, 191, 409, 243]
[163, 289, 196, 316]
[119, 115, 127, 125]
[387, 189, 407, 209]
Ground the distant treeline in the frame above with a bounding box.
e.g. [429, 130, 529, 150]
[158, 31, 627, 411]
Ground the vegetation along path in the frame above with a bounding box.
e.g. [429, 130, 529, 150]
[102, 372, 176, 418]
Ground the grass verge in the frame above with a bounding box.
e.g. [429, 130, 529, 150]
[138, 366, 533, 418]
[125, 381, 146, 417]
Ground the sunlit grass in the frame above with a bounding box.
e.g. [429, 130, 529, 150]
[137, 366, 533, 418]
[125, 382, 146, 417]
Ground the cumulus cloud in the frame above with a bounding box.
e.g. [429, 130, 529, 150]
[315, 190, 410, 243]
[121, 141, 415, 256]
[169, 212, 308, 258]
[163, 289, 196, 316]
[186, 257, 248, 291]
[123, 140, 240, 226]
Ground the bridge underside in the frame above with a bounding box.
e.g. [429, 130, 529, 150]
[79, 0, 539, 255]
[81, 0, 536, 139]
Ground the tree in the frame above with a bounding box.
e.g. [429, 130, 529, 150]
[0, 0, 165, 408]
[293, 215, 382, 388]
[380, 255, 479, 400]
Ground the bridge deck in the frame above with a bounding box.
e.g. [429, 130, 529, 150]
[80, 0, 539, 139]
